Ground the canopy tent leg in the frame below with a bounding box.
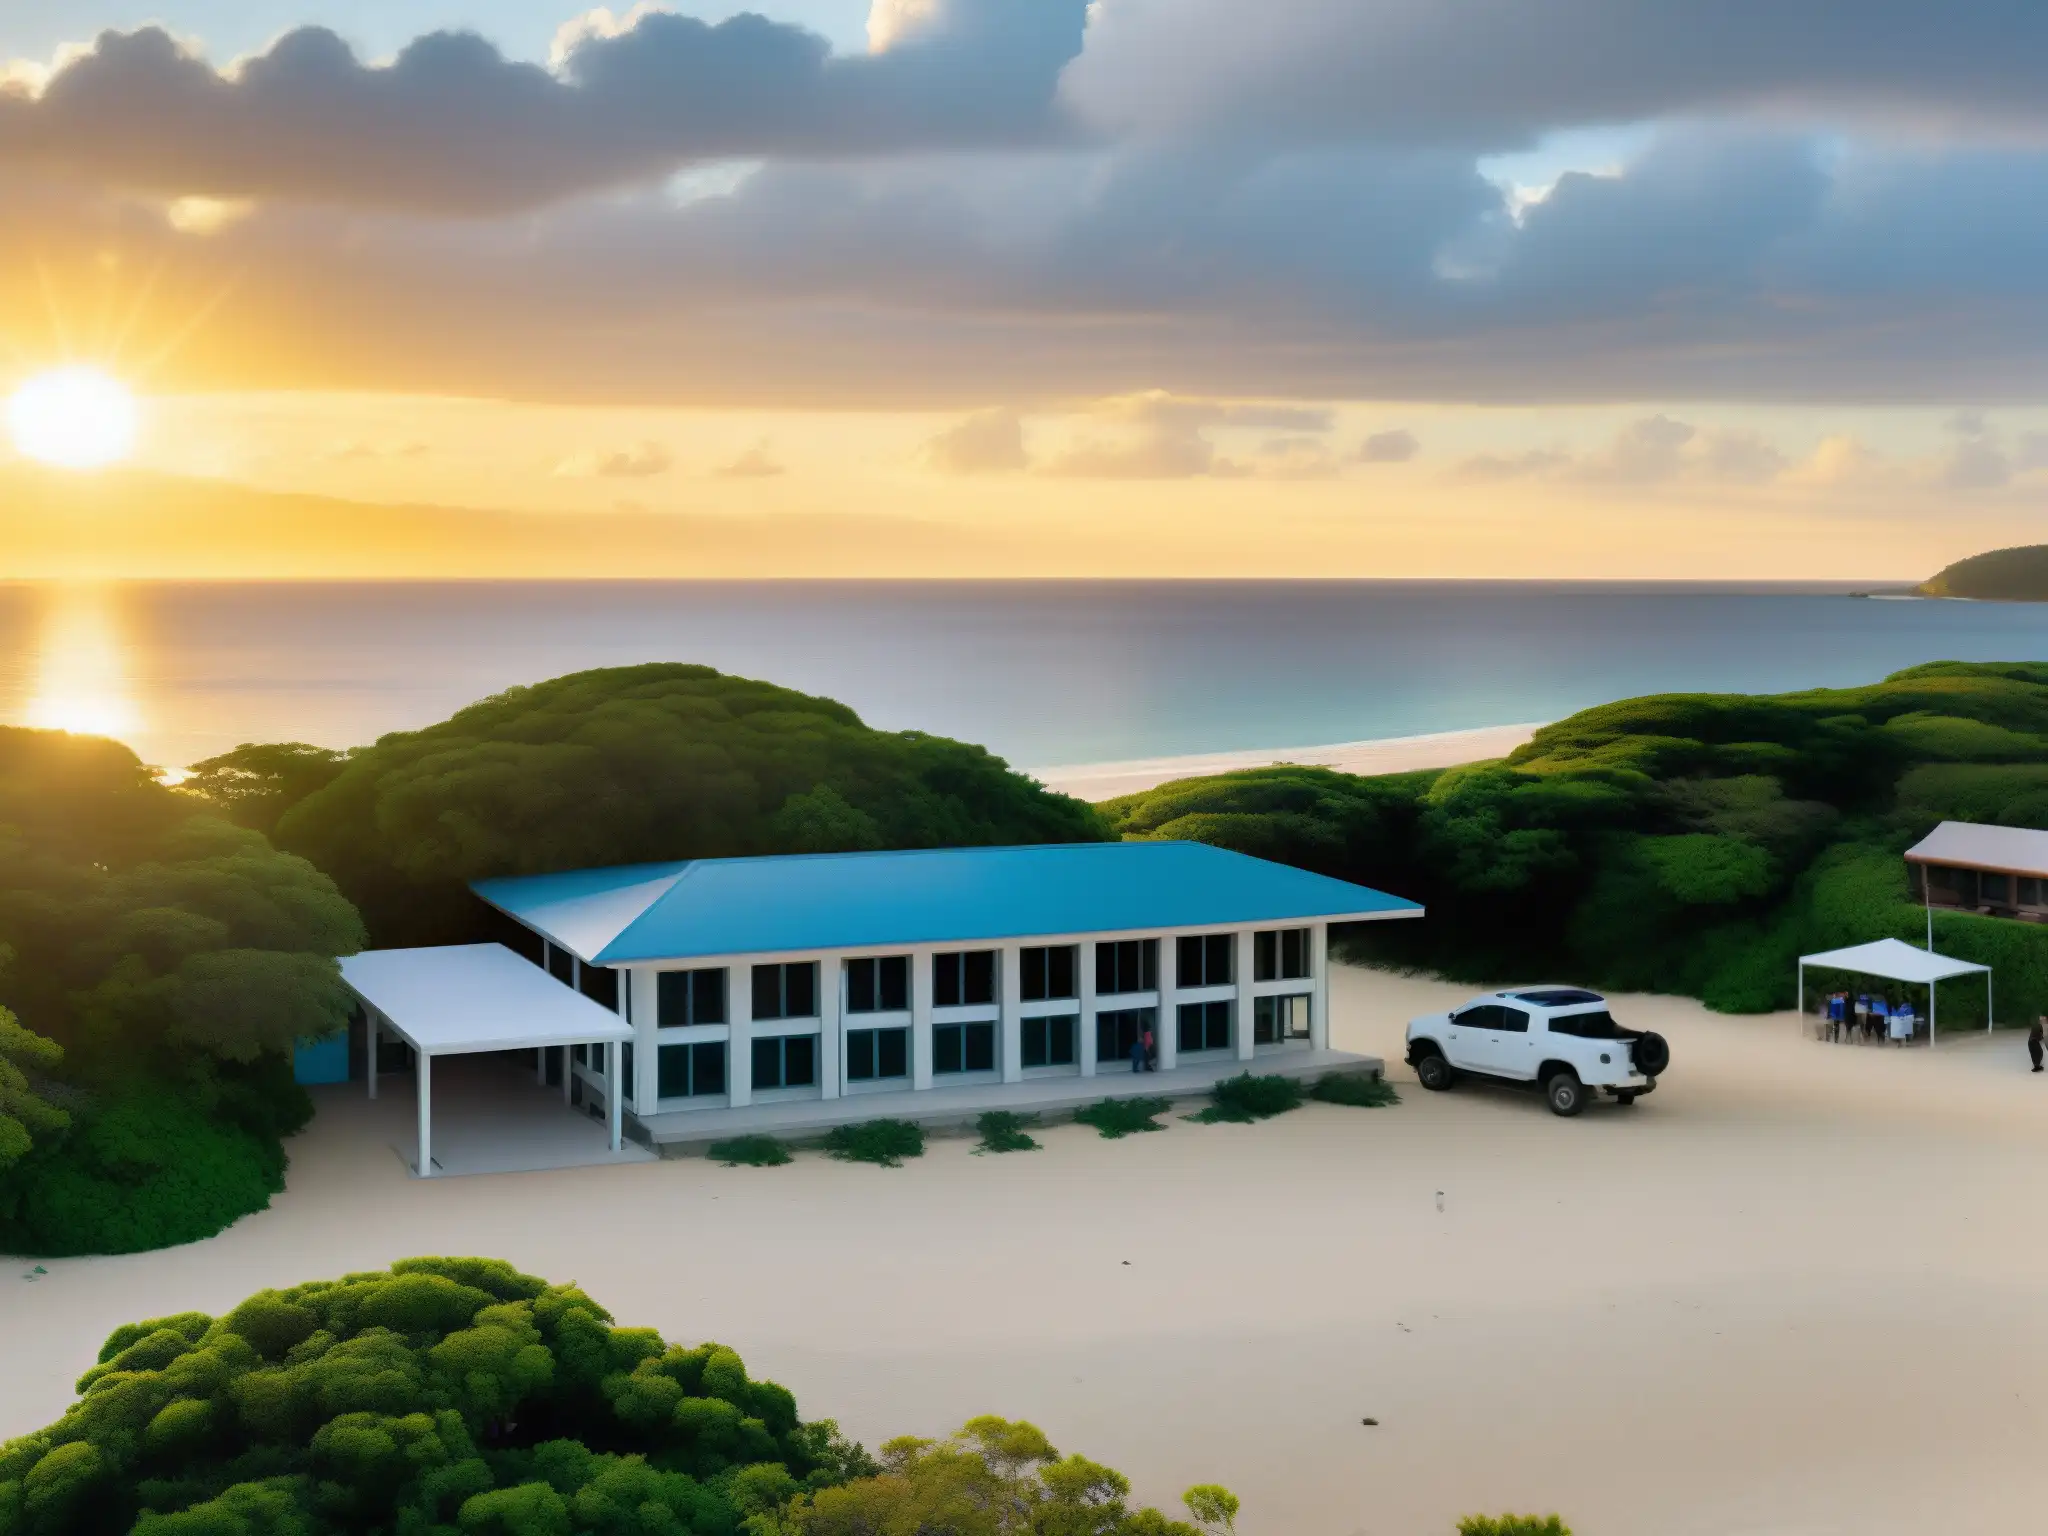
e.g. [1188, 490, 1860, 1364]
[417, 1049, 433, 1178]
[1931, 979, 1937, 1044]
[607, 1039, 623, 1153]
[1988, 971, 1995, 1035]
[1797, 962, 1805, 1035]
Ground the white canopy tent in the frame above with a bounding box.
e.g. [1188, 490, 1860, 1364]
[340, 943, 634, 1176]
[1795, 937, 1992, 1046]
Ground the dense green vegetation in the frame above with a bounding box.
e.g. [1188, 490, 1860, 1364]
[1916, 544, 2048, 600]
[1189, 1073, 1305, 1124]
[0, 1257, 1233, 1536]
[1106, 662, 2048, 1020]
[1310, 1072, 1400, 1108]
[1073, 1098, 1172, 1138]
[0, 728, 363, 1256]
[821, 1119, 925, 1167]
[1457, 1519, 1570, 1536]
[204, 665, 1105, 947]
[973, 1110, 1040, 1153]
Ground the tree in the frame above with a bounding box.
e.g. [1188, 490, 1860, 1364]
[274, 665, 1108, 946]
[181, 743, 349, 837]
[0, 1003, 67, 1168]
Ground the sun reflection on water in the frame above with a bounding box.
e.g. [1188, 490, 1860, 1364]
[24, 584, 141, 742]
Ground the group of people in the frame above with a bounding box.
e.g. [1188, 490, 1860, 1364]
[1819, 990, 1920, 1045]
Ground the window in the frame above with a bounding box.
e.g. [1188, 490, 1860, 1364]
[1451, 1003, 1526, 1033]
[579, 964, 620, 1013]
[1177, 1000, 1231, 1052]
[1096, 1007, 1154, 1065]
[934, 1020, 996, 1074]
[1176, 934, 1234, 988]
[1020, 945, 1079, 1001]
[1021, 1015, 1077, 1068]
[1926, 864, 1962, 896]
[847, 956, 910, 1013]
[1982, 872, 2013, 905]
[621, 1042, 634, 1098]
[657, 1040, 726, 1098]
[547, 943, 575, 985]
[1252, 994, 1311, 1044]
[752, 962, 819, 1020]
[1254, 929, 1312, 981]
[1546, 1010, 1625, 1039]
[752, 1034, 817, 1091]
[1095, 939, 1157, 996]
[934, 950, 996, 1007]
[846, 1026, 910, 1082]
[2023, 877, 2044, 908]
[658, 968, 727, 1027]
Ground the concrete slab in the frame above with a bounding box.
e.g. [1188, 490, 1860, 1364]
[631, 1047, 1381, 1149]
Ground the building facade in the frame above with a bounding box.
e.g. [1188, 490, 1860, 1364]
[1906, 820, 2048, 922]
[472, 841, 1421, 1122]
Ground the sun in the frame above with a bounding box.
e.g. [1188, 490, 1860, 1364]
[6, 366, 140, 471]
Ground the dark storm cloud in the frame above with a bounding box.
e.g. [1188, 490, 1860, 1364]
[0, 1, 1090, 213]
[1068, 0, 2048, 149]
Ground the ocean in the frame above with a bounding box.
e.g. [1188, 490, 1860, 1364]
[4, 580, 2047, 775]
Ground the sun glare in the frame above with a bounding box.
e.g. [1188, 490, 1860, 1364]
[6, 366, 140, 471]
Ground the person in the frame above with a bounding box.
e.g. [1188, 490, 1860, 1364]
[2030, 1017, 2045, 1073]
[1854, 992, 1870, 1042]
[1140, 1027, 1157, 1072]
[1889, 996, 1913, 1046]
[1131, 1031, 1147, 1074]
[1828, 991, 1846, 1042]
[1870, 993, 1889, 1044]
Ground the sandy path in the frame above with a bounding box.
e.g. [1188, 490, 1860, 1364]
[8, 968, 2048, 1535]
[1033, 724, 1543, 801]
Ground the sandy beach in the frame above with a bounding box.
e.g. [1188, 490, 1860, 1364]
[9, 964, 2048, 1535]
[1033, 724, 1544, 801]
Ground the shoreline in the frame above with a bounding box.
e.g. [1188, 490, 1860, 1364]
[1031, 721, 1544, 801]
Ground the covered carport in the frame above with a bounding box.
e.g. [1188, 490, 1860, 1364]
[1796, 937, 1993, 1046]
[341, 943, 637, 1176]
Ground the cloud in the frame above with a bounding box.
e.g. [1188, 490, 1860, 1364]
[554, 441, 672, 478]
[923, 407, 1028, 474]
[1784, 435, 1885, 489]
[1450, 448, 1573, 483]
[1040, 391, 1332, 478]
[1452, 416, 1791, 486]
[322, 438, 430, 463]
[716, 442, 786, 478]
[1358, 429, 1419, 463]
[1065, 0, 2048, 149]
[0, 2, 1091, 213]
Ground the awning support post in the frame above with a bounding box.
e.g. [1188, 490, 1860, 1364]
[417, 1049, 433, 1177]
[607, 1039, 623, 1153]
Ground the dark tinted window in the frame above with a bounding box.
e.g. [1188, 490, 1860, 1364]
[547, 944, 575, 985]
[1096, 1007, 1153, 1063]
[659, 968, 726, 1026]
[752, 1034, 817, 1091]
[752, 962, 819, 1020]
[1545, 1010, 1625, 1039]
[1512, 988, 1605, 1007]
[1492, 1006, 1529, 1034]
[658, 1040, 726, 1098]
[1021, 946, 1078, 1001]
[1280, 929, 1310, 979]
[579, 964, 620, 1013]
[1177, 934, 1235, 988]
[934, 1020, 995, 1074]
[1176, 1000, 1231, 1052]
[847, 956, 910, 1013]
[846, 1026, 909, 1082]
[1022, 1015, 1076, 1068]
[1096, 940, 1158, 995]
[934, 950, 997, 1007]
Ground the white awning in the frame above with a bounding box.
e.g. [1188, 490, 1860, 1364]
[1905, 820, 2048, 878]
[1797, 937, 1989, 985]
[340, 943, 634, 1056]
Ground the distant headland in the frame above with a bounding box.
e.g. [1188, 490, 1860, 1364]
[1908, 545, 2048, 601]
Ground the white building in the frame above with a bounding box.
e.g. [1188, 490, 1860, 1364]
[341, 839, 1421, 1168]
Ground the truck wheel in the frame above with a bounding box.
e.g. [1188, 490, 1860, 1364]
[1414, 1049, 1455, 1092]
[1631, 1031, 1670, 1077]
[1545, 1069, 1587, 1117]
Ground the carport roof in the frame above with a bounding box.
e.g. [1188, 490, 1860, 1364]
[339, 943, 634, 1056]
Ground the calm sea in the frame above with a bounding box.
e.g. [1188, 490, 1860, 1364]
[3, 580, 2046, 775]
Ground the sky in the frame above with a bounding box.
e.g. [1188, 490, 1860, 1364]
[1, 0, 2047, 578]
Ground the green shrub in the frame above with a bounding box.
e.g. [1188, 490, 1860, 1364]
[1310, 1072, 1400, 1107]
[1457, 1518, 1571, 1536]
[707, 1134, 793, 1167]
[1073, 1097, 1173, 1138]
[1190, 1073, 1305, 1123]
[974, 1110, 1040, 1153]
[822, 1119, 925, 1167]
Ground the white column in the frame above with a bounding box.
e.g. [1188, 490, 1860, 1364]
[1079, 942, 1099, 1077]
[728, 963, 755, 1107]
[1000, 946, 1024, 1083]
[911, 950, 935, 1090]
[1235, 930, 1258, 1061]
[416, 1049, 433, 1177]
[1155, 935, 1179, 1072]
[606, 1040, 623, 1150]
[1310, 923, 1331, 1052]
[819, 955, 844, 1100]
[630, 969, 657, 1109]
[367, 1009, 379, 1100]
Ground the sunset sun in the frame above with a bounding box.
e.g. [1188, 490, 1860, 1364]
[6, 366, 139, 471]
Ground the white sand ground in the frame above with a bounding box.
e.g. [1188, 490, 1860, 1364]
[1033, 724, 1544, 801]
[9, 966, 2048, 1536]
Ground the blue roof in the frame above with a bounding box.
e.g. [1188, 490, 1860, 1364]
[473, 841, 1420, 965]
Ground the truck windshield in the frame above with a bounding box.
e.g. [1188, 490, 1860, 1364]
[1546, 1010, 1626, 1038]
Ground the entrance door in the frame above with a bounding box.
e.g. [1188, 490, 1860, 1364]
[1097, 1008, 1153, 1069]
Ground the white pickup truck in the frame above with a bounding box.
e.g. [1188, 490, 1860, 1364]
[1404, 987, 1669, 1116]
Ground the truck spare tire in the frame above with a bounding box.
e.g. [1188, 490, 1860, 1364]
[1631, 1031, 1671, 1076]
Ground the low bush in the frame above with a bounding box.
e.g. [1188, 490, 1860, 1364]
[707, 1133, 793, 1167]
[1190, 1073, 1306, 1124]
[1074, 1096, 1173, 1138]
[974, 1110, 1040, 1153]
[1457, 1518, 1571, 1536]
[1310, 1071, 1401, 1107]
[822, 1118, 925, 1167]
